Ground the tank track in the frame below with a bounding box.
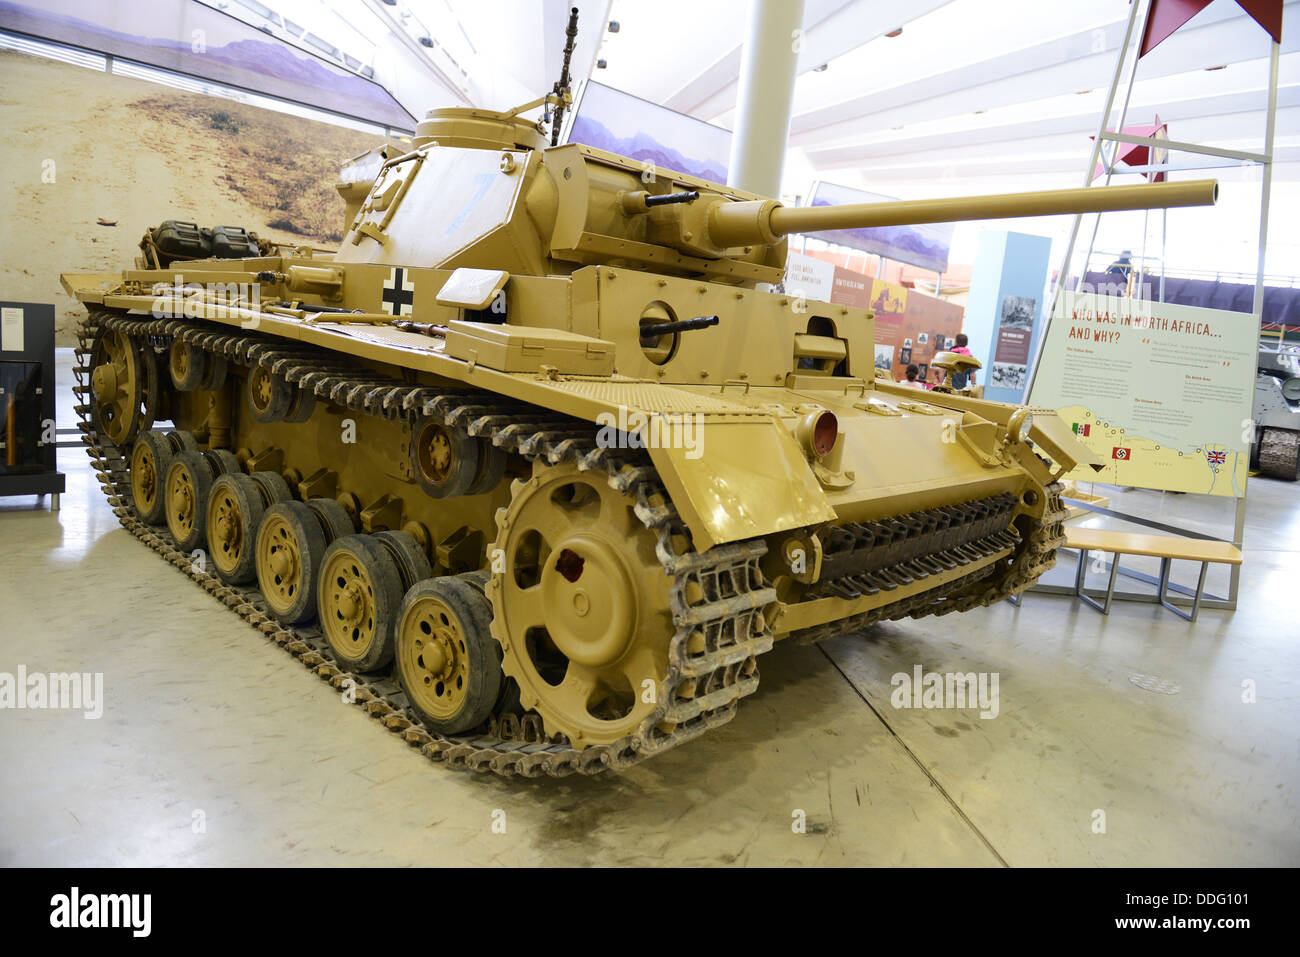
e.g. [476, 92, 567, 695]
[810, 492, 1021, 600]
[1259, 428, 1300, 480]
[74, 307, 774, 777]
[73, 306, 1066, 772]
[790, 484, 1066, 645]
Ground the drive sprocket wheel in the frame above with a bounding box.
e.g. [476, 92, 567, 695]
[487, 462, 673, 748]
[89, 327, 144, 446]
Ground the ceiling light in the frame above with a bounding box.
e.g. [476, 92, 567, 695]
[608, 21, 620, 33]
[813, 63, 828, 72]
[885, 28, 902, 38]
[381, 0, 396, 5]
[419, 36, 433, 48]
[1205, 64, 1227, 70]
[596, 58, 608, 69]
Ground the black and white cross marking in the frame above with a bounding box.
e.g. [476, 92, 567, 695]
[381, 267, 415, 316]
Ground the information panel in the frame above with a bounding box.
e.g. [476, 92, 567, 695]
[1028, 291, 1256, 497]
[783, 252, 964, 383]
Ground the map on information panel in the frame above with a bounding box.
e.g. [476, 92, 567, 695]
[1028, 292, 1257, 497]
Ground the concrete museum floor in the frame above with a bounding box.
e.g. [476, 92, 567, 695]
[0, 352, 1296, 867]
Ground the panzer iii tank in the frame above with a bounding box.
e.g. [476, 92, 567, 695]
[61, 18, 1218, 777]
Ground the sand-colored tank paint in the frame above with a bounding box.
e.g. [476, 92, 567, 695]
[62, 85, 1216, 759]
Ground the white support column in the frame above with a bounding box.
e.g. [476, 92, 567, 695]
[726, 0, 805, 197]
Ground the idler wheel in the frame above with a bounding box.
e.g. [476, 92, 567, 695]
[89, 327, 144, 446]
[318, 534, 404, 672]
[395, 576, 503, 734]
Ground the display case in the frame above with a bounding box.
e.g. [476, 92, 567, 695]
[0, 301, 65, 509]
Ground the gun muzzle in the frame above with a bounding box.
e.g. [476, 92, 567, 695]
[639, 315, 720, 340]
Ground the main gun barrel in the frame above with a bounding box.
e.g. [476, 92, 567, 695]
[771, 179, 1217, 233]
[706, 179, 1218, 250]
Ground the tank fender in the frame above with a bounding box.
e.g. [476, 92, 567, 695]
[645, 417, 834, 552]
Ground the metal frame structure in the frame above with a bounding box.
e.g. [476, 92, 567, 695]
[1020, 0, 1282, 614]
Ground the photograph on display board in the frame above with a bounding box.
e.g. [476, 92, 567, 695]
[872, 282, 907, 315]
[874, 344, 894, 370]
[903, 337, 912, 348]
[990, 362, 1027, 391]
[918, 363, 929, 383]
[934, 334, 947, 350]
[999, 295, 1036, 331]
[989, 294, 1037, 393]
[899, 346, 912, 365]
[917, 333, 928, 344]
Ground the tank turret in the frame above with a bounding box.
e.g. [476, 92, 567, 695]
[336, 113, 1217, 287]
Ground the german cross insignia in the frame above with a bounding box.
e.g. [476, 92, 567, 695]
[381, 267, 415, 316]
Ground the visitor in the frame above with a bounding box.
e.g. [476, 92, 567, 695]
[899, 364, 925, 389]
[948, 333, 975, 390]
[1106, 250, 1134, 280]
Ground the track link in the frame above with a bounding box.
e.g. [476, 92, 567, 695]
[75, 307, 1065, 774]
[75, 308, 773, 777]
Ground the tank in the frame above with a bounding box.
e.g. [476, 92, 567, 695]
[61, 18, 1219, 776]
[1252, 343, 1300, 479]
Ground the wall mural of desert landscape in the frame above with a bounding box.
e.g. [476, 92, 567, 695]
[0, 48, 381, 342]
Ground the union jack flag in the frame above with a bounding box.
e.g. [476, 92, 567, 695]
[1206, 450, 1227, 465]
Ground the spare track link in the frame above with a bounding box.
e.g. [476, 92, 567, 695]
[790, 484, 1066, 645]
[74, 308, 776, 777]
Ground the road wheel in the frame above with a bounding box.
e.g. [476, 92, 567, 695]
[318, 534, 404, 672]
[165, 450, 215, 552]
[256, 501, 326, 624]
[395, 576, 502, 734]
[130, 429, 174, 525]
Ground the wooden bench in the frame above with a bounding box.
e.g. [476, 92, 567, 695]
[1063, 526, 1243, 621]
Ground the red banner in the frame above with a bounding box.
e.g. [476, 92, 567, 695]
[1139, 0, 1282, 58]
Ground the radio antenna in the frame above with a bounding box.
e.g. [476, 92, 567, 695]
[549, 6, 579, 146]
